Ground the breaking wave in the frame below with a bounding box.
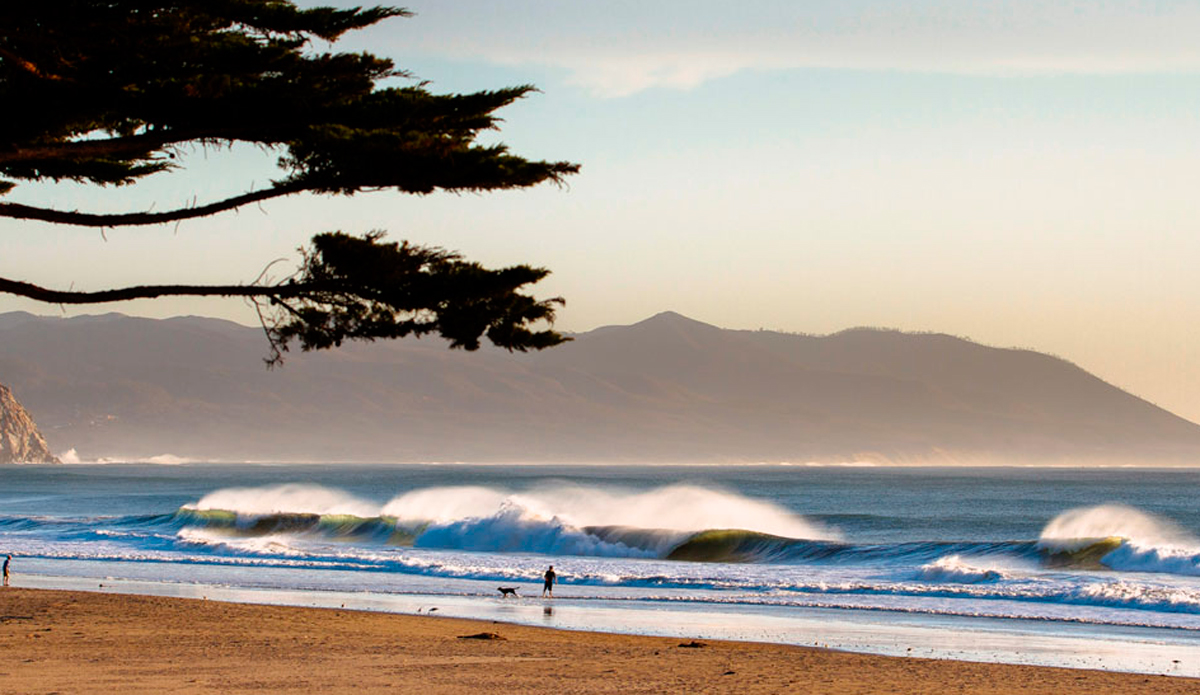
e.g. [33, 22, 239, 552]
[1038, 504, 1200, 576]
[180, 483, 836, 560]
[178, 484, 1081, 566]
[915, 556, 1008, 583]
[8, 483, 1200, 635]
[175, 488, 1200, 577]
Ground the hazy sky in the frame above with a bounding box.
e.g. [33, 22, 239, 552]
[3, 0, 1200, 423]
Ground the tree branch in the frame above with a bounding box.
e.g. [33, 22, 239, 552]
[0, 181, 306, 227]
[0, 230, 569, 365]
[0, 129, 255, 165]
[0, 276, 305, 304]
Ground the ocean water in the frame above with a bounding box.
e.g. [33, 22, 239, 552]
[2, 464, 1199, 675]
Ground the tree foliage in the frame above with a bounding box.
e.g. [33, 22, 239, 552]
[0, 1, 579, 362]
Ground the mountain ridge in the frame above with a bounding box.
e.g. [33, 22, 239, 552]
[1, 310, 1197, 465]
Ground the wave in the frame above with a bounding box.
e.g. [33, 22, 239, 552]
[667, 529, 805, 563]
[56, 449, 197, 465]
[1040, 504, 1195, 550]
[175, 488, 1200, 576]
[178, 482, 838, 558]
[915, 555, 1008, 583]
[1038, 504, 1200, 576]
[13, 535, 1200, 621]
[1102, 542, 1200, 576]
[174, 482, 1024, 564]
[174, 506, 1046, 568]
[14, 488, 1200, 582]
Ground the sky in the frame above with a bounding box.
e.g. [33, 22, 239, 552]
[2, 0, 1200, 423]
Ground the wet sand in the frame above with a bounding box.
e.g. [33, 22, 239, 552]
[2, 588, 1197, 694]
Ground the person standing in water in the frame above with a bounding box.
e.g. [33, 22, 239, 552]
[542, 565, 556, 598]
[3, 555, 10, 587]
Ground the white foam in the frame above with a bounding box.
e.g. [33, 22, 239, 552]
[1101, 543, 1200, 577]
[1076, 581, 1200, 612]
[176, 527, 308, 556]
[56, 449, 193, 465]
[90, 453, 194, 465]
[916, 555, 1006, 583]
[141, 454, 192, 465]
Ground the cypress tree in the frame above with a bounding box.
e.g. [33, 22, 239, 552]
[0, 1, 579, 364]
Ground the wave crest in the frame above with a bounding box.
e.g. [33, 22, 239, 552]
[1040, 504, 1194, 549]
[1039, 504, 1200, 575]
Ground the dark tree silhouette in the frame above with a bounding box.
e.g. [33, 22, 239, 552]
[0, 1, 579, 364]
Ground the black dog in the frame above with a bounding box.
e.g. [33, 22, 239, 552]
[497, 586, 519, 598]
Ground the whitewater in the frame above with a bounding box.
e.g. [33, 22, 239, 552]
[2, 464, 1198, 675]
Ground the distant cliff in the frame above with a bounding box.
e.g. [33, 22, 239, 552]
[0, 383, 59, 464]
[0, 310, 1198, 465]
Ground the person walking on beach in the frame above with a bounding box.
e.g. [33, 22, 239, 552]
[3, 555, 10, 587]
[542, 565, 556, 598]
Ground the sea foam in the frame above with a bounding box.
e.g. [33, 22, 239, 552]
[915, 555, 1006, 583]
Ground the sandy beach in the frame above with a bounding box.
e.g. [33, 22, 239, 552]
[0, 588, 1196, 694]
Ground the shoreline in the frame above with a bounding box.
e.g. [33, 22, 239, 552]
[12, 566, 1200, 678]
[3, 588, 1198, 694]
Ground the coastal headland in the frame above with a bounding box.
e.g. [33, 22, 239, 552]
[2, 588, 1196, 694]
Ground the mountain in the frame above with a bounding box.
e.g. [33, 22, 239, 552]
[0, 383, 59, 464]
[0, 310, 1197, 464]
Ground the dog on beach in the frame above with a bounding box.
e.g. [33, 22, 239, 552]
[497, 586, 519, 598]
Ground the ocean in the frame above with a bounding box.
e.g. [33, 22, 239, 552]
[2, 463, 1198, 675]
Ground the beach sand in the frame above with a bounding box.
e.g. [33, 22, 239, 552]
[1, 588, 1197, 694]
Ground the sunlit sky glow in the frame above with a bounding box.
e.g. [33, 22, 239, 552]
[2, 0, 1199, 423]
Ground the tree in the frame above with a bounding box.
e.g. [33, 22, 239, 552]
[0, 1, 580, 364]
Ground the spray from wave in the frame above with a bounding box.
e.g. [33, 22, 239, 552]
[189, 483, 379, 518]
[384, 483, 836, 539]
